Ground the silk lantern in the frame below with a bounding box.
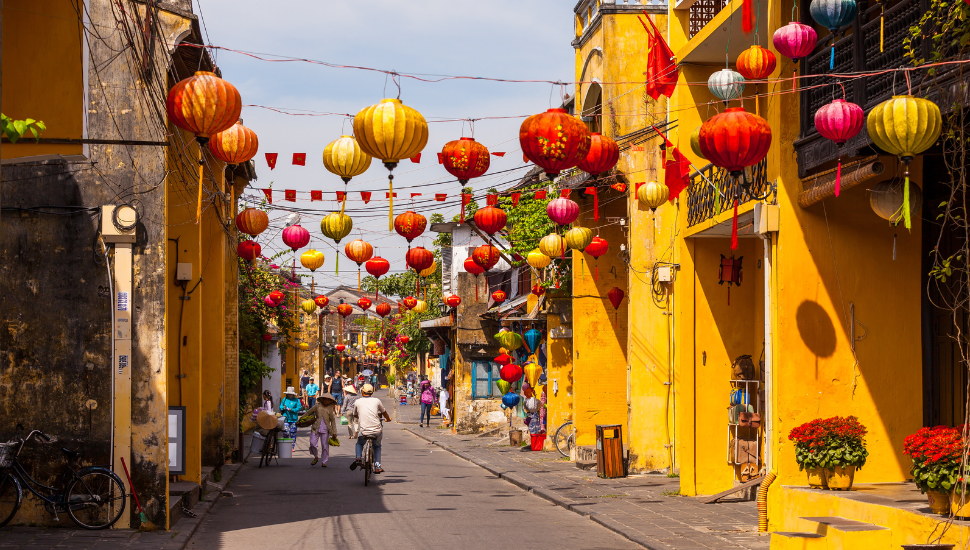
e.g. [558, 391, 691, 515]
[237, 240, 261, 261]
[406, 247, 435, 293]
[870, 177, 923, 224]
[523, 363, 542, 389]
[335, 344, 346, 352]
[472, 244, 501, 272]
[441, 137, 490, 184]
[637, 181, 669, 212]
[495, 353, 513, 366]
[375, 302, 392, 318]
[708, 69, 745, 104]
[495, 331, 523, 351]
[463, 257, 486, 300]
[282, 224, 310, 251]
[810, 0, 858, 69]
[402, 296, 418, 310]
[337, 303, 353, 318]
[736, 45, 776, 81]
[412, 300, 428, 314]
[354, 99, 429, 231]
[345, 239, 374, 289]
[577, 133, 620, 175]
[690, 127, 706, 160]
[235, 208, 268, 237]
[269, 290, 285, 306]
[166, 71, 242, 224]
[397, 335, 411, 345]
[394, 210, 427, 245]
[547, 197, 580, 226]
[502, 391, 521, 408]
[866, 95, 941, 229]
[585, 236, 609, 281]
[524, 328, 543, 355]
[565, 227, 593, 278]
[474, 206, 507, 235]
[262, 333, 273, 342]
[418, 260, 437, 278]
[209, 120, 258, 166]
[321, 212, 353, 244]
[531, 284, 546, 297]
[314, 295, 330, 308]
[519, 108, 592, 178]
[497, 380, 511, 395]
[539, 233, 567, 258]
[814, 99, 864, 196]
[357, 297, 372, 311]
[264, 296, 278, 308]
[366, 256, 390, 299]
[773, 22, 818, 90]
[301, 300, 317, 314]
[445, 294, 461, 308]
[300, 249, 325, 272]
[607, 286, 625, 329]
[526, 249, 551, 270]
[491, 290, 507, 305]
[298, 342, 309, 351]
[323, 135, 372, 184]
[500, 363, 524, 383]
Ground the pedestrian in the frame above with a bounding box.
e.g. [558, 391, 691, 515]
[419, 380, 434, 428]
[325, 373, 344, 410]
[300, 370, 310, 395]
[279, 387, 302, 452]
[304, 394, 337, 467]
[439, 385, 450, 427]
[340, 385, 360, 438]
[305, 378, 319, 408]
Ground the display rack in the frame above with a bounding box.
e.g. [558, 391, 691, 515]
[726, 379, 761, 467]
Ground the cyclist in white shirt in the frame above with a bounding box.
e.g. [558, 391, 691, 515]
[349, 384, 391, 473]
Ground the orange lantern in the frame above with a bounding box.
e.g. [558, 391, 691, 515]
[473, 206, 507, 235]
[394, 211, 427, 245]
[577, 132, 619, 176]
[235, 208, 268, 237]
[345, 239, 374, 289]
[736, 45, 777, 81]
[491, 290, 507, 305]
[403, 296, 418, 310]
[357, 297, 372, 311]
[472, 244, 501, 272]
[406, 247, 435, 294]
[441, 137, 490, 184]
[375, 302, 391, 318]
[337, 303, 353, 317]
[519, 108, 591, 178]
[208, 120, 258, 165]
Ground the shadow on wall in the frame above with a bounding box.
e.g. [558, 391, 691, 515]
[795, 300, 837, 376]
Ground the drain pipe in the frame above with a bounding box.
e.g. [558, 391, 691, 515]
[757, 470, 777, 532]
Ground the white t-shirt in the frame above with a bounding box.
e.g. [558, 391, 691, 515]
[439, 389, 449, 406]
[352, 396, 386, 436]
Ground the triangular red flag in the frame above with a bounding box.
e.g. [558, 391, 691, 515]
[460, 193, 471, 223]
[491, 152, 506, 157]
[411, 193, 422, 198]
[262, 189, 273, 203]
[584, 186, 599, 220]
[361, 191, 372, 204]
[285, 190, 296, 202]
[435, 193, 447, 201]
[265, 153, 278, 170]
[664, 146, 691, 201]
[410, 153, 422, 163]
[560, 189, 571, 199]
[336, 191, 346, 202]
[534, 190, 547, 200]
[292, 153, 306, 166]
[486, 194, 498, 206]
[511, 192, 521, 206]
[385, 192, 398, 199]
[310, 190, 322, 201]
[437, 153, 443, 164]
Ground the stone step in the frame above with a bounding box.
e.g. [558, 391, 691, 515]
[796, 516, 891, 550]
[576, 459, 597, 471]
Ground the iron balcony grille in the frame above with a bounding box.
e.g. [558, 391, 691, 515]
[687, 159, 771, 227]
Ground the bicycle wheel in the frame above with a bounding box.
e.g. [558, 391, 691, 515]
[363, 441, 372, 486]
[0, 472, 22, 528]
[65, 469, 126, 530]
[554, 421, 576, 457]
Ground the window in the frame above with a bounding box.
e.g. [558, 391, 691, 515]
[471, 361, 502, 399]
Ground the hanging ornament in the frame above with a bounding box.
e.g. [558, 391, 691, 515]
[335, 344, 346, 352]
[810, 0, 858, 70]
[565, 227, 593, 276]
[502, 391, 521, 408]
[441, 137, 490, 184]
[357, 297, 372, 311]
[495, 331, 523, 351]
[237, 240, 261, 261]
[320, 212, 353, 244]
[345, 239, 374, 289]
[497, 380, 512, 395]
[406, 247, 435, 293]
[264, 296, 278, 308]
[772, 22, 819, 92]
[298, 342, 309, 351]
[584, 236, 609, 281]
[736, 45, 777, 81]
[546, 197, 580, 227]
[814, 99, 864, 197]
[527, 249, 552, 271]
[690, 127, 707, 160]
[235, 208, 269, 237]
[282, 225, 310, 251]
[323, 135, 372, 184]
[539, 233, 567, 259]
[463, 257, 486, 300]
[337, 303, 353, 318]
[707, 69, 746, 104]
[269, 290, 285, 306]
[718, 255, 744, 305]
[472, 244, 501, 272]
[523, 328, 543, 355]
[375, 302, 392, 318]
[637, 181, 670, 212]
[523, 363, 542, 389]
[208, 120, 258, 166]
[365, 256, 390, 299]
[607, 286, 625, 329]
[491, 290, 507, 305]
[519, 108, 592, 179]
[354, 99, 429, 231]
[166, 71, 242, 224]
[473, 206, 508, 235]
[867, 95, 941, 230]
[394, 210, 428, 245]
[403, 296, 419, 310]
[301, 300, 317, 315]
[500, 363, 524, 383]
[299, 249, 325, 274]
[577, 133, 620, 176]
[262, 334, 273, 342]
[445, 294, 461, 308]
[314, 295, 330, 308]
[531, 284, 546, 297]
[412, 300, 429, 314]
[418, 261, 437, 279]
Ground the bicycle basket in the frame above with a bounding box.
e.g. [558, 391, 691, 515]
[0, 442, 15, 468]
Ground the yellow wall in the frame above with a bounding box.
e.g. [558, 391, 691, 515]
[1, 0, 84, 158]
[201, 164, 228, 465]
[545, 299, 573, 443]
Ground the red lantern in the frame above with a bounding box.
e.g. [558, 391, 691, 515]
[718, 254, 743, 305]
[519, 108, 592, 178]
[366, 256, 390, 278]
[269, 290, 285, 306]
[262, 333, 272, 342]
[445, 294, 461, 308]
[607, 286, 625, 329]
[531, 284, 545, 297]
[463, 257, 485, 276]
[335, 344, 346, 352]
[403, 296, 418, 310]
[472, 244, 501, 272]
[394, 210, 427, 243]
[337, 304, 353, 317]
[237, 240, 261, 261]
[208, 120, 258, 165]
[491, 290, 507, 305]
[495, 353, 513, 366]
[357, 297, 372, 311]
[441, 137, 490, 184]
[577, 133, 620, 175]
[736, 45, 777, 81]
[499, 363, 523, 383]
[235, 208, 269, 237]
[585, 236, 609, 281]
[398, 335, 411, 345]
[375, 302, 392, 318]
[473, 206, 507, 235]
[406, 247, 435, 273]
[282, 224, 310, 251]
[315, 295, 330, 308]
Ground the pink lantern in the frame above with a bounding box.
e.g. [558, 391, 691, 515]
[263, 295, 277, 307]
[281, 224, 310, 251]
[814, 99, 864, 197]
[546, 197, 579, 226]
[772, 22, 818, 62]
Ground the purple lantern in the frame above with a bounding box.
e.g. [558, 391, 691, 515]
[814, 98, 864, 196]
[546, 197, 579, 226]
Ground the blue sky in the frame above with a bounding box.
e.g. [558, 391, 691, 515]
[198, 0, 576, 292]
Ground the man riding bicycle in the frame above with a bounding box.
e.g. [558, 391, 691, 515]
[349, 383, 391, 474]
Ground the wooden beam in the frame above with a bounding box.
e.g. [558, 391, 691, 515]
[700, 475, 764, 503]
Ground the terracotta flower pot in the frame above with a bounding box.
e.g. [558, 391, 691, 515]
[926, 490, 951, 515]
[806, 467, 828, 489]
[951, 492, 970, 518]
[824, 466, 855, 490]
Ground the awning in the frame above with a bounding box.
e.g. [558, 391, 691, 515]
[419, 316, 454, 329]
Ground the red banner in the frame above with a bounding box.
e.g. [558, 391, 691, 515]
[292, 153, 306, 166]
[511, 192, 521, 206]
[435, 193, 447, 201]
[534, 190, 547, 200]
[265, 153, 278, 170]
[285, 190, 296, 202]
[310, 190, 322, 201]
[560, 189, 571, 198]
[410, 153, 422, 163]
[336, 191, 346, 202]
[262, 189, 273, 203]
[486, 194, 498, 206]
[361, 191, 372, 204]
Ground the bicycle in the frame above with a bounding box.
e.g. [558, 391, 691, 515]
[0, 427, 127, 529]
[360, 435, 376, 486]
[257, 427, 281, 468]
[554, 420, 576, 457]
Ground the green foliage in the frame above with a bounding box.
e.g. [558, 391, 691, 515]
[238, 259, 299, 353]
[239, 350, 274, 420]
[451, 186, 480, 222]
[431, 213, 451, 247]
[913, 458, 962, 492]
[1, 114, 45, 144]
[496, 181, 554, 261]
[904, 0, 970, 70]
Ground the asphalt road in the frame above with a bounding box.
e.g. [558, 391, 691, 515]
[185, 398, 641, 550]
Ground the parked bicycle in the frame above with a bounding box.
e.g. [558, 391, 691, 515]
[554, 420, 576, 457]
[0, 427, 127, 529]
[257, 427, 281, 468]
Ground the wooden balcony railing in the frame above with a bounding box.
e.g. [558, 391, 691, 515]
[687, 159, 772, 227]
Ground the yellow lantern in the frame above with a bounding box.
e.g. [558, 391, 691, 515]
[301, 299, 317, 314]
[300, 249, 325, 272]
[637, 181, 669, 211]
[353, 98, 429, 231]
[539, 233, 567, 258]
[564, 227, 593, 250]
[523, 362, 542, 388]
[323, 135, 372, 184]
[298, 342, 309, 351]
[412, 300, 428, 314]
[418, 260, 437, 278]
[866, 95, 942, 229]
[690, 126, 706, 160]
[495, 331, 522, 351]
[321, 212, 353, 247]
[527, 249, 551, 270]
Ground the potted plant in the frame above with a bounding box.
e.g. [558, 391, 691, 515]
[903, 426, 962, 515]
[789, 418, 828, 489]
[816, 416, 869, 490]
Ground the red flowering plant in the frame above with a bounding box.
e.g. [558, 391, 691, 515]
[789, 416, 869, 470]
[903, 426, 964, 493]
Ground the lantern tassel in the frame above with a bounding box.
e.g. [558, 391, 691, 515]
[835, 158, 842, 197]
[595, 264, 598, 281]
[593, 189, 599, 221]
[358, 269, 361, 291]
[731, 198, 740, 250]
[903, 172, 912, 230]
[196, 154, 204, 224]
[581, 258, 586, 280]
[880, 5, 884, 53]
[742, 0, 753, 33]
[336, 253, 339, 275]
[829, 35, 835, 70]
[388, 175, 394, 232]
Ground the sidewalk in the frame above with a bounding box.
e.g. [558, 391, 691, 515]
[405, 426, 769, 550]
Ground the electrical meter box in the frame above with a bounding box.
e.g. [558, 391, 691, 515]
[101, 205, 138, 243]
